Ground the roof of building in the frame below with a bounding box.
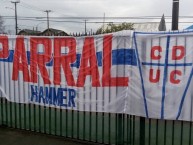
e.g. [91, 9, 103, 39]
[18, 29, 41, 34]
[42, 28, 68, 35]
[18, 28, 69, 36]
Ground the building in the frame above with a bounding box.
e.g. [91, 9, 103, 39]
[18, 29, 41, 35]
[41, 28, 68, 36]
[18, 28, 68, 36]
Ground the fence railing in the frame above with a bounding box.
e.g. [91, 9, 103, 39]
[0, 98, 192, 145]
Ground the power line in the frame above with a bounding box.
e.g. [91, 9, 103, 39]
[19, 1, 44, 12]
[18, 3, 43, 12]
[2, 15, 193, 19]
[4, 17, 193, 24]
[2, 15, 193, 23]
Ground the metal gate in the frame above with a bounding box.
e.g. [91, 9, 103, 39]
[0, 98, 192, 145]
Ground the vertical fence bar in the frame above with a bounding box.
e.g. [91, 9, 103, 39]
[2, 37, 7, 127]
[76, 38, 81, 139]
[26, 37, 31, 131]
[44, 37, 49, 134]
[189, 122, 192, 145]
[58, 38, 62, 137]
[180, 121, 183, 145]
[172, 120, 175, 145]
[0, 41, 2, 125]
[123, 36, 126, 145]
[13, 39, 17, 129]
[117, 114, 123, 145]
[102, 113, 104, 143]
[0, 98, 2, 125]
[18, 48, 22, 130]
[108, 113, 111, 144]
[83, 37, 86, 141]
[0, 38, 5, 126]
[4, 41, 8, 127]
[126, 115, 129, 145]
[148, 119, 151, 145]
[95, 36, 98, 143]
[8, 44, 11, 128]
[29, 39, 32, 131]
[164, 120, 167, 145]
[37, 38, 41, 133]
[156, 119, 158, 145]
[65, 39, 68, 138]
[133, 116, 135, 145]
[102, 35, 105, 143]
[129, 115, 133, 144]
[22, 44, 26, 130]
[71, 38, 74, 139]
[108, 36, 111, 145]
[140, 117, 145, 145]
[89, 37, 92, 142]
[77, 38, 80, 141]
[32, 40, 36, 132]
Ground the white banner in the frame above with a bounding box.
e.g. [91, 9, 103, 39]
[1, 31, 193, 121]
[132, 31, 193, 121]
[0, 31, 133, 113]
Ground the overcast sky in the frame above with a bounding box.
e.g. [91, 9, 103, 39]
[0, 0, 193, 34]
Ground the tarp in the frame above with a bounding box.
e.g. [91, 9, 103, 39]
[185, 25, 193, 30]
[1, 30, 193, 121]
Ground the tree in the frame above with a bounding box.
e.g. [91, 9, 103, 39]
[96, 22, 134, 34]
[0, 15, 5, 34]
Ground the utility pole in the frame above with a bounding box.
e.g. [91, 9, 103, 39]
[103, 13, 105, 33]
[11, 1, 20, 35]
[84, 20, 87, 35]
[172, 0, 179, 30]
[44, 10, 51, 30]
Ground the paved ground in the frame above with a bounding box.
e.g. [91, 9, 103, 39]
[0, 126, 99, 145]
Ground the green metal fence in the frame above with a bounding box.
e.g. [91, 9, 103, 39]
[0, 98, 193, 145]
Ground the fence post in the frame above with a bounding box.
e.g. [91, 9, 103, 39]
[117, 113, 124, 145]
[140, 117, 145, 145]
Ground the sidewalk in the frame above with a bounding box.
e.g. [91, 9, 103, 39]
[0, 126, 99, 145]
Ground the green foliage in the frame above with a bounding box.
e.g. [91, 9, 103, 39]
[96, 22, 134, 34]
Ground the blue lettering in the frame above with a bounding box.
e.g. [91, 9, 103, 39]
[68, 89, 76, 107]
[31, 85, 39, 102]
[30, 85, 76, 107]
[58, 88, 67, 107]
[45, 87, 53, 104]
[52, 88, 59, 106]
[39, 86, 45, 103]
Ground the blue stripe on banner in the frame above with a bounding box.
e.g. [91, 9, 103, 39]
[112, 49, 137, 66]
[142, 62, 193, 67]
[161, 36, 170, 119]
[135, 30, 193, 35]
[1, 49, 137, 68]
[27, 51, 30, 64]
[133, 32, 149, 118]
[0, 50, 14, 62]
[45, 54, 82, 67]
[96, 52, 102, 66]
[176, 67, 193, 120]
[71, 54, 81, 68]
[46, 57, 53, 66]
